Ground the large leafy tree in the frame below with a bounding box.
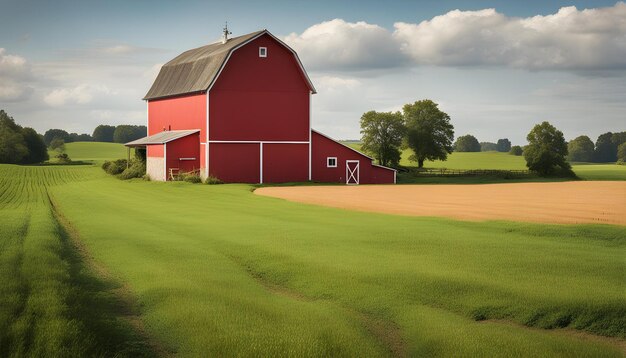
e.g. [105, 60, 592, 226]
[360, 111, 405, 167]
[611, 132, 626, 154]
[496, 138, 511, 152]
[509, 145, 523, 156]
[454, 135, 480, 152]
[593, 132, 616, 162]
[21, 128, 49, 164]
[92, 124, 116, 142]
[0, 112, 28, 164]
[593, 131, 626, 162]
[403, 100, 454, 168]
[524, 121, 572, 176]
[567, 135, 594, 162]
[0, 110, 47, 164]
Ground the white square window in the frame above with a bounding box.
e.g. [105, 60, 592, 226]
[259, 47, 267, 58]
[327, 157, 337, 168]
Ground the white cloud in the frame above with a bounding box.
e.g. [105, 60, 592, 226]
[44, 84, 112, 107]
[284, 19, 406, 70]
[285, 3, 626, 73]
[95, 44, 166, 56]
[0, 48, 29, 76]
[90, 109, 144, 122]
[100, 45, 137, 55]
[394, 3, 626, 71]
[315, 75, 361, 90]
[0, 48, 34, 101]
[0, 82, 33, 102]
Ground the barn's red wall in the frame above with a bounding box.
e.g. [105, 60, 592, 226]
[311, 131, 395, 184]
[165, 134, 200, 177]
[209, 34, 310, 141]
[209, 143, 260, 183]
[263, 143, 308, 183]
[148, 93, 206, 138]
[147, 144, 164, 157]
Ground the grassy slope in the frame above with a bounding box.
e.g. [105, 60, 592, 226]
[44, 167, 626, 356]
[48, 142, 127, 162]
[344, 143, 626, 180]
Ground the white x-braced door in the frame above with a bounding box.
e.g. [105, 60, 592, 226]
[346, 160, 359, 185]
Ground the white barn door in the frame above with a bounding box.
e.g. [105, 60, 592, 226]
[346, 160, 359, 185]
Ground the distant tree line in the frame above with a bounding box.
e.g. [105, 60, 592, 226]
[44, 124, 147, 145]
[453, 136, 513, 153]
[562, 132, 625, 163]
[1, 108, 148, 164]
[0, 110, 48, 164]
[452, 131, 626, 163]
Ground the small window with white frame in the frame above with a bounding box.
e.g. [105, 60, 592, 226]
[259, 47, 267, 58]
[327, 157, 337, 168]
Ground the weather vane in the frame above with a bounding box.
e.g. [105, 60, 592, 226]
[222, 22, 232, 43]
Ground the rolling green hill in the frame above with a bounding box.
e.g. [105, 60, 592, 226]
[48, 142, 127, 162]
[401, 150, 526, 169]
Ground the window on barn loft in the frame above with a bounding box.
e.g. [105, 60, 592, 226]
[259, 47, 267, 58]
[327, 157, 337, 168]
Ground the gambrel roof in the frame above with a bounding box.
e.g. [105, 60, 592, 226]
[144, 30, 316, 100]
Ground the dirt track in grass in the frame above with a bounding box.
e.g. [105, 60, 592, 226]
[255, 181, 626, 225]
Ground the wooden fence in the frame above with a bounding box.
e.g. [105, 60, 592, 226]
[409, 168, 532, 178]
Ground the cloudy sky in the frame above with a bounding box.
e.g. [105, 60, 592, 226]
[1, 0, 624, 144]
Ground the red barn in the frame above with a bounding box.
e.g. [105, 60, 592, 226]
[126, 29, 395, 184]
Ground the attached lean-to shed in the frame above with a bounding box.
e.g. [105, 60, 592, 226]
[126, 130, 200, 181]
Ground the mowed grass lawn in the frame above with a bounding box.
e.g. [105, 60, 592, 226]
[0, 164, 619, 356]
[344, 143, 626, 180]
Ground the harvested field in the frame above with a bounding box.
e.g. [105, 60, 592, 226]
[256, 181, 626, 225]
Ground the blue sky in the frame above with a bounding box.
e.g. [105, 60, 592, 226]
[1, 0, 624, 144]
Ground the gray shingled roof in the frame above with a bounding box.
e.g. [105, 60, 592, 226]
[144, 30, 315, 100]
[125, 130, 199, 147]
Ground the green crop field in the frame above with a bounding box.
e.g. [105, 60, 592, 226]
[0, 147, 624, 356]
[0, 165, 152, 356]
[48, 142, 127, 162]
[344, 143, 626, 181]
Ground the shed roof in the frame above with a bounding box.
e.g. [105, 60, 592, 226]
[144, 30, 315, 100]
[125, 130, 199, 147]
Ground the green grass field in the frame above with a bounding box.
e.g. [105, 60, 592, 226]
[344, 143, 626, 181]
[0, 152, 624, 356]
[48, 142, 127, 162]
